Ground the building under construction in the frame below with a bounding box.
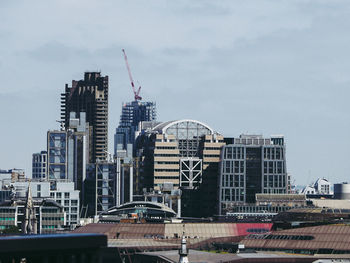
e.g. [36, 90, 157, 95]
[61, 72, 109, 163]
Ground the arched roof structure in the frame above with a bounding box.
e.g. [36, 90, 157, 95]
[152, 119, 215, 139]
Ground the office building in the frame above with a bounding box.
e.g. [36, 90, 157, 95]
[136, 119, 218, 191]
[61, 72, 108, 163]
[114, 100, 156, 155]
[47, 112, 88, 190]
[219, 135, 287, 215]
[11, 181, 80, 226]
[135, 120, 225, 217]
[0, 185, 65, 234]
[32, 151, 47, 180]
[47, 130, 67, 180]
[83, 161, 118, 217]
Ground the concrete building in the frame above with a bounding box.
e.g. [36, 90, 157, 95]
[135, 120, 225, 217]
[11, 181, 80, 226]
[219, 135, 287, 215]
[61, 72, 109, 163]
[32, 151, 47, 180]
[115, 100, 156, 154]
[0, 197, 65, 234]
[136, 119, 219, 192]
[47, 113, 88, 191]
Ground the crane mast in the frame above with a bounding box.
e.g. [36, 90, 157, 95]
[122, 49, 142, 101]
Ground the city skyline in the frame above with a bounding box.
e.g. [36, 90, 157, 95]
[1, 1, 350, 185]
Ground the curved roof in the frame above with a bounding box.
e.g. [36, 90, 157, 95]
[152, 119, 215, 135]
[104, 201, 176, 215]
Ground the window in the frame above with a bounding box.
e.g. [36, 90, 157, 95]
[64, 193, 70, 199]
[56, 193, 61, 198]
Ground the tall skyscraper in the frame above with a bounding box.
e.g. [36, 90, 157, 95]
[114, 101, 156, 155]
[61, 72, 108, 163]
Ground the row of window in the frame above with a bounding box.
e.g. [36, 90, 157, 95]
[42, 217, 64, 221]
[154, 169, 179, 172]
[223, 160, 245, 174]
[155, 161, 179, 165]
[0, 217, 15, 221]
[221, 188, 244, 202]
[222, 174, 244, 188]
[224, 147, 244, 160]
[263, 161, 285, 174]
[154, 154, 179, 157]
[155, 176, 179, 180]
[263, 147, 284, 160]
[263, 174, 286, 188]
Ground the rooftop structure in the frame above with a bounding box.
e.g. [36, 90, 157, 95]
[242, 224, 350, 255]
[99, 201, 177, 222]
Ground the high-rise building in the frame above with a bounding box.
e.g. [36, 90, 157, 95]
[219, 134, 287, 215]
[47, 113, 89, 187]
[135, 120, 224, 217]
[61, 72, 108, 163]
[83, 161, 118, 217]
[32, 151, 47, 180]
[47, 130, 67, 180]
[114, 101, 156, 155]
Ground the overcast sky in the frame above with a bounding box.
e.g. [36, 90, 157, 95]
[1, 0, 349, 185]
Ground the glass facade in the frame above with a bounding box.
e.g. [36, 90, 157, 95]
[219, 135, 287, 215]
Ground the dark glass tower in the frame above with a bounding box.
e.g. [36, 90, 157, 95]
[61, 72, 108, 163]
[114, 100, 156, 155]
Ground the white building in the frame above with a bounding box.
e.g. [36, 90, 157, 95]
[12, 181, 79, 226]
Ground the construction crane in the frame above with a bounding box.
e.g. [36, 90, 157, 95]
[122, 49, 142, 101]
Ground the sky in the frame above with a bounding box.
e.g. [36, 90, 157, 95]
[0, 0, 350, 185]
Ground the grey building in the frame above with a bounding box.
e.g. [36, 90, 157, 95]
[61, 72, 109, 163]
[47, 130, 67, 180]
[32, 151, 48, 180]
[47, 112, 88, 190]
[11, 181, 80, 226]
[83, 162, 118, 217]
[219, 135, 287, 215]
[0, 197, 65, 234]
[114, 100, 156, 155]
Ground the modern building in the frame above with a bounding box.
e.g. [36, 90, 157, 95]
[47, 130, 68, 180]
[115, 100, 156, 154]
[219, 135, 287, 215]
[0, 195, 65, 234]
[135, 119, 219, 192]
[11, 181, 80, 226]
[32, 151, 48, 180]
[83, 162, 118, 217]
[135, 120, 225, 217]
[301, 178, 333, 196]
[47, 112, 89, 190]
[61, 72, 109, 163]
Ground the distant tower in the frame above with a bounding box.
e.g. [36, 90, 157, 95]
[178, 225, 189, 263]
[22, 184, 37, 234]
[114, 100, 156, 154]
[61, 72, 109, 163]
